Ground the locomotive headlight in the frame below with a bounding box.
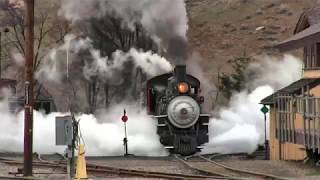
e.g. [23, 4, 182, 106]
[177, 82, 189, 93]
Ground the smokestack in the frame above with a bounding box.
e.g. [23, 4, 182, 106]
[174, 65, 186, 82]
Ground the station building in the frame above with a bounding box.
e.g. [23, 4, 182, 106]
[261, 6, 320, 161]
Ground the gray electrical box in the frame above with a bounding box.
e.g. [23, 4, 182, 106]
[56, 116, 73, 146]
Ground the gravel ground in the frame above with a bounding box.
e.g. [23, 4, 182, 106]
[0, 162, 67, 179]
[216, 159, 320, 180]
[0, 155, 319, 179]
[89, 158, 200, 175]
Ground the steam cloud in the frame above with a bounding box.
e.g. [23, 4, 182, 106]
[0, 92, 167, 156]
[59, 0, 187, 39]
[1, 0, 304, 156]
[36, 34, 173, 84]
[203, 55, 302, 154]
[1, 51, 302, 156]
[59, 0, 189, 64]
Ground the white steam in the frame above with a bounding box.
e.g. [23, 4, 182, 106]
[59, 0, 188, 39]
[202, 86, 273, 154]
[84, 48, 173, 81]
[247, 55, 303, 90]
[203, 55, 303, 154]
[35, 34, 92, 83]
[0, 94, 167, 156]
[36, 34, 173, 84]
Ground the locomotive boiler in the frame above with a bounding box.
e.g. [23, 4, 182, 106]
[146, 65, 210, 155]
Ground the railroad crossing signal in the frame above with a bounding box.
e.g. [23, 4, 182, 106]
[260, 105, 269, 114]
[122, 109, 129, 156]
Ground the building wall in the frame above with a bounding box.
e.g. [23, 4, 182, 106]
[269, 106, 307, 160]
[310, 85, 320, 95]
[304, 70, 320, 79]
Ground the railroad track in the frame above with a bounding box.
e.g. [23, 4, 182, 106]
[0, 157, 228, 179]
[175, 155, 289, 180]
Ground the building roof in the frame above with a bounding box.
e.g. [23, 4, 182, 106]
[275, 5, 320, 52]
[275, 23, 320, 51]
[294, 6, 320, 33]
[261, 78, 320, 105]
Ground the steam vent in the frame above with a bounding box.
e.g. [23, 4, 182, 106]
[261, 6, 320, 160]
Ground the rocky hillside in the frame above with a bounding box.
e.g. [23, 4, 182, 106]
[187, 0, 318, 84]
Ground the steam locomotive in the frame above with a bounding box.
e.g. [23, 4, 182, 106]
[146, 65, 210, 155]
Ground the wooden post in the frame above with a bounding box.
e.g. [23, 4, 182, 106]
[302, 87, 307, 147]
[313, 97, 316, 152]
[317, 98, 320, 154]
[277, 96, 282, 160]
[23, 0, 34, 176]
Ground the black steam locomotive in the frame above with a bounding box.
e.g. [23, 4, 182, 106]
[146, 65, 210, 155]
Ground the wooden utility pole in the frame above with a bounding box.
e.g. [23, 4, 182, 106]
[23, 0, 34, 176]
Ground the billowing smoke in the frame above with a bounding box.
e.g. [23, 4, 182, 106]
[203, 55, 302, 154]
[36, 34, 172, 84]
[59, 0, 187, 39]
[0, 90, 167, 156]
[83, 48, 173, 82]
[58, 0, 189, 64]
[186, 53, 217, 112]
[35, 34, 173, 111]
[246, 55, 303, 90]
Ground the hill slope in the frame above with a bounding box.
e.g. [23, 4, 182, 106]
[187, 0, 318, 83]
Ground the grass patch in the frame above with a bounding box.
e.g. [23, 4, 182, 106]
[306, 171, 320, 176]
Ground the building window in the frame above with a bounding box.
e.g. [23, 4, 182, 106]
[311, 45, 316, 67]
[304, 47, 307, 68]
[317, 43, 320, 66]
[304, 44, 320, 69]
[296, 97, 303, 114]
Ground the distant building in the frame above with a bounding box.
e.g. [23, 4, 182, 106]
[0, 78, 17, 94]
[0, 78, 56, 114]
[261, 6, 320, 161]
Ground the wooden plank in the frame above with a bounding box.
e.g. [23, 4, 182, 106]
[317, 99, 320, 153]
[284, 96, 288, 142]
[277, 96, 282, 160]
[291, 96, 296, 143]
[303, 97, 307, 147]
[289, 96, 292, 142]
[313, 98, 316, 152]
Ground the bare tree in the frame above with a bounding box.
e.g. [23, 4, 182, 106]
[78, 16, 157, 113]
[0, 0, 69, 98]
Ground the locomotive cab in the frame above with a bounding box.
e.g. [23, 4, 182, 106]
[146, 65, 210, 155]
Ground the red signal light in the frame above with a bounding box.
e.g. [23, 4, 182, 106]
[121, 115, 128, 122]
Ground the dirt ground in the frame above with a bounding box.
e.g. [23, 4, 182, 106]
[0, 155, 319, 179]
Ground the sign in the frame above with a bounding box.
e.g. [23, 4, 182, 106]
[121, 109, 128, 123]
[260, 105, 269, 114]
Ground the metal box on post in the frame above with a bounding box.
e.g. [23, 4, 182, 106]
[55, 116, 73, 146]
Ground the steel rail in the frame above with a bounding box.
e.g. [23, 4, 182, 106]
[0, 158, 228, 179]
[198, 155, 290, 180]
[175, 155, 247, 180]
